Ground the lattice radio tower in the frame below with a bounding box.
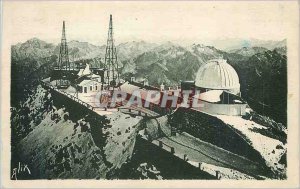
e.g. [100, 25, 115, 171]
[58, 21, 70, 71]
[104, 15, 120, 87]
[56, 21, 71, 88]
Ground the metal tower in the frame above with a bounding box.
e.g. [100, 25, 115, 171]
[58, 21, 70, 71]
[56, 21, 70, 88]
[104, 15, 119, 87]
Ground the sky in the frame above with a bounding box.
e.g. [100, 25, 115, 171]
[3, 1, 298, 47]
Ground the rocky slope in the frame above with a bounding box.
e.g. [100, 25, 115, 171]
[12, 38, 56, 62]
[11, 86, 143, 179]
[61, 40, 106, 61]
[231, 50, 287, 125]
[117, 40, 158, 61]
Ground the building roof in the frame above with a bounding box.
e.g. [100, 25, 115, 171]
[78, 80, 93, 87]
[88, 74, 101, 79]
[78, 79, 101, 87]
[77, 69, 84, 76]
[65, 85, 77, 93]
[195, 59, 240, 90]
[193, 89, 246, 104]
[119, 81, 140, 94]
[77, 63, 92, 77]
[119, 82, 161, 104]
[196, 90, 223, 103]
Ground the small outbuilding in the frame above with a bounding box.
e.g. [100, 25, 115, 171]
[77, 79, 102, 93]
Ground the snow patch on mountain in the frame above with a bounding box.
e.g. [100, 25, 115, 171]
[216, 115, 286, 176]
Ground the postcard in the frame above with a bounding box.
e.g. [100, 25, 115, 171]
[1, 0, 299, 188]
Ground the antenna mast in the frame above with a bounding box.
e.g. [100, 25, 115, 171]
[57, 21, 70, 88]
[104, 15, 119, 88]
[58, 21, 70, 71]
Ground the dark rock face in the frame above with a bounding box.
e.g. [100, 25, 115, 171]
[231, 50, 287, 125]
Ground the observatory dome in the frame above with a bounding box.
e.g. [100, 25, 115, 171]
[195, 59, 240, 95]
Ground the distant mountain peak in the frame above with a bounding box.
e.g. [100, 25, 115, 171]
[68, 40, 90, 45]
[229, 46, 269, 57]
[187, 43, 223, 58]
[189, 43, 219, 50]
[156, 41, 183, 51]
[24, 37, 49, 46]
[119, 40, 155, 46]
[27, 37, 43, 42]
[191, 43, 206, 48]
[69, 40, 80, 43]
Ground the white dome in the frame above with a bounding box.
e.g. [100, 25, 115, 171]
[195, 59, 240, 93]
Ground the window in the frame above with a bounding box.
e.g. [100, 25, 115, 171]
[95, 86, 98, 91]
[90, 86, 93, 91]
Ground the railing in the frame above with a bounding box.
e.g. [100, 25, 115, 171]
[42, 81, 98, 111]
[117, 99, 161, 118]
[152, 138, 221, 179]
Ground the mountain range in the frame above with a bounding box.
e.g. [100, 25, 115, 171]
[11, 37, 286, 63]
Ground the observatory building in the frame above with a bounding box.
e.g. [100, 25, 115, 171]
[186, 58, 247, 116]
[195, 59, 241, 95]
